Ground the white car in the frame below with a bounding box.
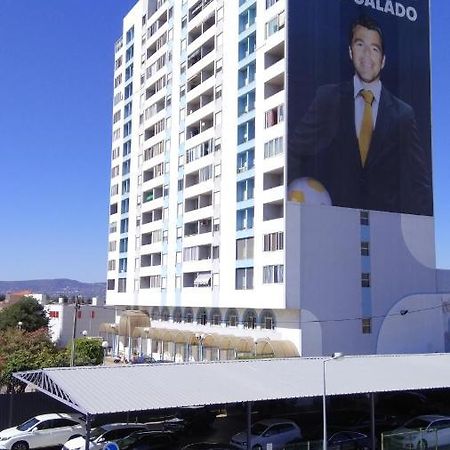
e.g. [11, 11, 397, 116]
[230, 418, 302, 450]
[386, 415, 450, 449]
[0, 413, 85, 450]
[62, 423, 147, 450]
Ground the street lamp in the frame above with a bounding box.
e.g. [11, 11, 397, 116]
[81, 330, 88, 337]
[101, 340, 109, 364]
[17, 321, 23, 331]
[323, 352, 344, 450]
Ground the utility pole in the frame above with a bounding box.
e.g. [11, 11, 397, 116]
[70, 297, 81, 367]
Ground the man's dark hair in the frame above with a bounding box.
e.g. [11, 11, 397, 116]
[349, 15, 384, 54]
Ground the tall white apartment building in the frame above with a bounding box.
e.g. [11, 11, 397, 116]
[107, 0, 290, 344]
[106, 0, 450, 357]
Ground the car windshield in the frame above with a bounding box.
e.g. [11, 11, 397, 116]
[17, 418, 40, 431]
[403, 418, 432, 430]
[251, 423, 268, 436]
[90, 427, 108, 441]
[116, 433, 140, 448]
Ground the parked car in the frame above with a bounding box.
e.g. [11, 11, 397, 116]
[0, 413, 85, 450]
[114, 430, 178, 450]
[283, 431, 370, 450]
[145, 416, 186, 434]
[63, 423, 147, 450]
[385, 415, 450, 449]
[230, 419, 302, 450]
[328, 431, 370, 450]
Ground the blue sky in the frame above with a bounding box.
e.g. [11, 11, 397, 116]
[0, 1, 449, 283]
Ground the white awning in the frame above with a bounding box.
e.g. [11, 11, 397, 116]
[194, 273, 211, 286]
[14, 353, 450, 416]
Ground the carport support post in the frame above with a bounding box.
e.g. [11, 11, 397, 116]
[246, 401, 252, 449]
[370, 393, 376, 450]
[84, 414, 92, 450]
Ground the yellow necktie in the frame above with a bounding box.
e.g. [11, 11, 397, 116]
[358, 89, 374, 167]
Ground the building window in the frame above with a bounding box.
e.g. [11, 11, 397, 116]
[126, 26, 134, 44]
[121, 198, 129, 214]
[237, 178, 254, 202]
[265, 11, 285, 38]
[124, 101, 132, 118]
[236, 267, 254, 290]
[360, 210, 369, 226]
[119, 258, 127, 273]
[236, 207, 254, 231]
[362, 318, 372, 334]
[236, 237, 254, 260]
[263, 231, 284, 251]
[361, 272, 371, 288]
[237, 148, 255, 173]
[118, 278, 127, 293]
[110, 203, 118, 215]
[263, 265, 284, 284]
[125, 63, 134, 81]
[122, 160, 131, 175]
[266, 0, 279, 8]
[124, 82, 133, 99]
[264, 137, 283, 158]
[125, 45, 134, 62]
[119, 238, 128, 253]
[123, 121, 132, 137]
[361, 241, 370, 256]
[107, 279, 115, 290]
[265, 104, 284, 128]
[120, 218, 129, 234]
[123, 140, 132, 156]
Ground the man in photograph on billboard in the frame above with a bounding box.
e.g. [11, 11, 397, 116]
[288, 15, 432, 216]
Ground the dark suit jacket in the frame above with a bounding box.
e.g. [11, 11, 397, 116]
[288, 81, 433, 216]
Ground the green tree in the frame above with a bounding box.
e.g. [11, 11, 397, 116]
[0, 297, 49, 331]
[72, 338, 104, 366]
[0, 328, 68, 393]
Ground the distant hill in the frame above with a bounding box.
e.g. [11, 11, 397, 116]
[0, 279, 106, 300]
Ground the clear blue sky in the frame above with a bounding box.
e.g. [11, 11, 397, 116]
[0, 1, 449, 283]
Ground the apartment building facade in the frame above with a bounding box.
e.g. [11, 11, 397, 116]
[106, 0, 450, 357]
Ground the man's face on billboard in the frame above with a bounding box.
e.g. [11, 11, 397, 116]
[349, 25, 385, 83]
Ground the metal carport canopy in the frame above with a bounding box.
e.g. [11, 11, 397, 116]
[13, 353, 450, 416]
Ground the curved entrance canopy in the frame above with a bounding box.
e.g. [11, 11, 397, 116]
[100, 323, 300, 357]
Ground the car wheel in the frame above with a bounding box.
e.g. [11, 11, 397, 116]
[417, 440, 428, 450]
[12, 441, 29, 450]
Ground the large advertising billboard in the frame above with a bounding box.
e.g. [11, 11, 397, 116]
[287, 0, 433, 216]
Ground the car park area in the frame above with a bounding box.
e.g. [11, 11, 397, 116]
[8, 355, 450, 450]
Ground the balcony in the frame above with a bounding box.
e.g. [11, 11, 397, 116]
[185, 192, 213, 212]
[187, 37, 215, 69]
[142, 207, 163, 225]
[189, 0, 214, 21]
[188, 12, 215, 45]
[186, 113, 214, 141]
[264, 73, 284, 99]
[141, 252, 162, 267]
[184, 218, 212, 237]
[187, 87, 214, 117]
[263, 199, 284, 221]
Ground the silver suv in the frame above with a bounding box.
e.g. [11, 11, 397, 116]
[230, 419, 302, 450]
